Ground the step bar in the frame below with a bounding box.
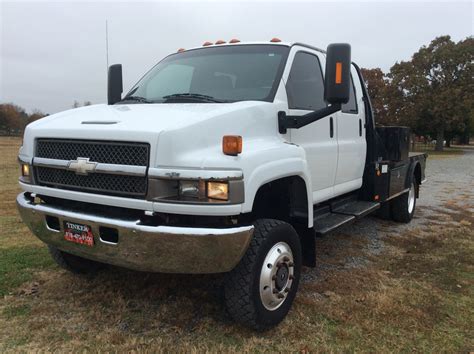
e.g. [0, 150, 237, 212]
[313, 200, 380, 235]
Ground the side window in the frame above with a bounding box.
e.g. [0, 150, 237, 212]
[286, 52, 326, 111]
[341, 75, 358, 114]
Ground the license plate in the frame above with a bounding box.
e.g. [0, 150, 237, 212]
[64, 221, 94, 247]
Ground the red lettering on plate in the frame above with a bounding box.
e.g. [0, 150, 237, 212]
[64, 225, 94, 246]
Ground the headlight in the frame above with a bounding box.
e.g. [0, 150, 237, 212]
[178, 180, 206, 199]
[207, 181, 229, 201]
[147, 178, 241, 204]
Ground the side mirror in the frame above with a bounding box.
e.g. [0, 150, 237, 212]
[107, 64, 123, 105]
[324, 43, 351, 105]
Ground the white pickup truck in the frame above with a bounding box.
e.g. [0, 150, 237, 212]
[17, 39, 426, 330]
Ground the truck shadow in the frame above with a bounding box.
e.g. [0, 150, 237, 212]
[28, 215, 406, 334]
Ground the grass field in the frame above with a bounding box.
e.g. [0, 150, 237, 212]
[0, 136, 472, 352]
[412, 142, 466, 158]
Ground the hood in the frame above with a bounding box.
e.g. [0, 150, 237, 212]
[27, 102, 260, 135]
[21, 101, 279, 162]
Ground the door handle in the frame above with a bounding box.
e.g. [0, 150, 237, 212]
[359, 119, 362, 136]
[330, 117, 334, 138]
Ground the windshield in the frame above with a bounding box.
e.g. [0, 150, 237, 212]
[123, 45, 289, 103]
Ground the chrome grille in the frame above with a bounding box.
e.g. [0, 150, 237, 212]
[34, 139, 150, 198]
[36, 139, 149, 166]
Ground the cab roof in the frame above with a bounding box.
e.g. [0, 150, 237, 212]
[178, 40, 326, 55]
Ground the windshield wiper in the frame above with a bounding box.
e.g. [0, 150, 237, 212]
[162, 93, 227, 103]
[119, 96, 154, 104]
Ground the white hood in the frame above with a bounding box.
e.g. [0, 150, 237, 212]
[22, 101, 283, 167]
[26, 103, 247, 137]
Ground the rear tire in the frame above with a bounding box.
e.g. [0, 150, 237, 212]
[48, 246, 104, 274]
[391, 177, 417, 223]
[223, 219, 302, 330]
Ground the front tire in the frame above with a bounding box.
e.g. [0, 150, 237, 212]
[391, 177, 418, 223]
[48, 246, 104, 274]
[223, 219, 302, 330]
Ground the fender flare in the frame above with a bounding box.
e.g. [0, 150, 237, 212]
[406, 161, 421, 194]
[243, 157, 314, 227]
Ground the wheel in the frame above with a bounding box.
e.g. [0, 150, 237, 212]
[223, 219, 302, 330]
[48, 246, 104, 274]
[391, 177, 417, 223]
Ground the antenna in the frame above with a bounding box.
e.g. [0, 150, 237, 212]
[105, 20, 109, 72]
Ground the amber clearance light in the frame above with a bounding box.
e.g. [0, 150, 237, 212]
[21, 164, 30, 177]
[222, 135, 242, 156]
[335, 62, 343, 84]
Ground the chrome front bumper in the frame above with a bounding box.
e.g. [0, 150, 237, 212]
[16, 193, 254, 274]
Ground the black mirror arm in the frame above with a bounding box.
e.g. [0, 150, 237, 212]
[278, 103, 341, 134]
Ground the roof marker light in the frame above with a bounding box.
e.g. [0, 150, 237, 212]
[203, 41, 213, 46]
[270, 37, 282, 43]
[215, 40, 226, 45]
[177, 48, 185, 52]
[229, 38, 241, 43]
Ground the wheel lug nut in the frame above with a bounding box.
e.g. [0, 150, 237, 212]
[289, 275, 294, 280]
[284, 287, 291, 293]
[283, 256, 290, 262]
[273, 289, 279, 294]
[288, 262, 294, 267]
[277, 293, 285, 299]
[272, 275, 277, 281]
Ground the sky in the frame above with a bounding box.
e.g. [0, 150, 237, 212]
[0, 0, 472, 114]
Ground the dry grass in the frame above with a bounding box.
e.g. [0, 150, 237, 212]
[0, 137, 473, 352]
[412, 142, 466, 159]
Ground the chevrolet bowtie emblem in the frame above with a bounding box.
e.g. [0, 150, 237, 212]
[68, 157, 97, 175]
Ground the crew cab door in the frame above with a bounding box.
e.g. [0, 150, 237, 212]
[284, 48, 338, 203]
[333, 65, 367, 195]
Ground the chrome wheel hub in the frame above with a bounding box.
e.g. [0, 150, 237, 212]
[259, 242, 294, 311]
[408, 183, 415, 214]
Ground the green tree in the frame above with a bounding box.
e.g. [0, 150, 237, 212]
[360, 68, 391, 125]
[389, 35, 474, 151]
[27, 109, 47, 125]
[0, 103, 28, 135]
[0, 104, 47, 135]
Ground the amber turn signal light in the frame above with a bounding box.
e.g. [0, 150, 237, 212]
[222, 135, 242, 156]
[335, 62, 342, 84]
[21, 164, 30, 177]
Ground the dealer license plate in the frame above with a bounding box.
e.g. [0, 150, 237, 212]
[64, 221, 94, 247]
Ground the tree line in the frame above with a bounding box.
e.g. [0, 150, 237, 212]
[1, 35, 472, 150]
[0, 101, 92, 136]
[361, 35, 473, 151]
[0, 104, 47, 136]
